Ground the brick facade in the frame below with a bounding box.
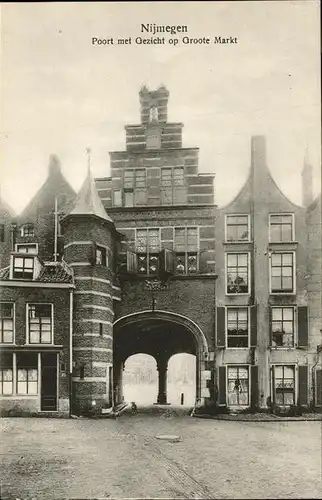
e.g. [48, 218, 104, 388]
[0, 86, 320, 416]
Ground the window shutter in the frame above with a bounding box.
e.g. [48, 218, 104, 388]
[218, 366, 227, 405]
[297, 306, 308, 347]
[216, 307, 226, 348]
[198, 250, 214, 274]
[126, 250, 138, 274]
[268, 307, 272, 347]
[250, 305, 257, 347]
[251, 365, 259, 409]
[298, 365, 308, 406]
[88, 242, 97, 265]
[316, 369, 322, 406]
[159, 248, 175, 275]
[271, 366, 276, 404]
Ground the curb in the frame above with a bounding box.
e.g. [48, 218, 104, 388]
[193, 414, 321, 422]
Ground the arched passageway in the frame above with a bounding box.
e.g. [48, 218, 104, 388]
[167, 353, 196, 406]
[113, 310, 208, 407]
[123, 354, 157, 405]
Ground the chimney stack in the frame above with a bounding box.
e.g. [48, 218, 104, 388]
[301, 149, 313, 206]
[48, 154, 61, 177]
[251, 136, 267, 171]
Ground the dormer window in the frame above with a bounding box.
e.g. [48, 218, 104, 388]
[21, 223, 34, 237]
[12, 255, 34, 279]
[15, 243, 38, 254]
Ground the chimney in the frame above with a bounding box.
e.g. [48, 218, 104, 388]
[48, 154, 61, 177]
[301, 151, 313, 206]
[251, 136, 266, 171]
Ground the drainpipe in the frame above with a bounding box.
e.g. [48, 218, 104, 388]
[311, 343, 322, 409]
[69, 288, 73, 417]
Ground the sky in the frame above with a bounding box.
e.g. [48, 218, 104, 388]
[1, 1, 321, 214]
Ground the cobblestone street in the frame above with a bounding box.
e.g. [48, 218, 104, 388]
[1, 406, 321, 500]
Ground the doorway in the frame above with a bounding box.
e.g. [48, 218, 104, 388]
[41, 352, 57, 411]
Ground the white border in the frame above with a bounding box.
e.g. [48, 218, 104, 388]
[268, 213, 295, 243]
[269, 250, 296, 295]
[225, 251, 251, 296]
[224, 214, 251, 243]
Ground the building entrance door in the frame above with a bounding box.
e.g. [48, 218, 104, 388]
[41, 353, 57, 411]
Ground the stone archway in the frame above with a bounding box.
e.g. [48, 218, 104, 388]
[113, 310, 209, 406]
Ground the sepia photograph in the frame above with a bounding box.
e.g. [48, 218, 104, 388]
[0, 1, 321, 499]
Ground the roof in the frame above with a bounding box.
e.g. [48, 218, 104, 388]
[67, 169, 113, 223]
[0, 261, 74, 284]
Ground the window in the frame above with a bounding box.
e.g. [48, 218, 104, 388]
[96, 246, 107, 266]
[0, 354, 13, 395]
[271, 307, 295, 347]
[272, 365, 295, 405]
[113, 190, 122, 207]
[161, 167, 186, 205]
[16, 353, 38, 395]
[227, 366, 249, 406]
[123, 169, 147, 206]
[136, 229, 160, 274]
[174, 227, 198, 274]
[12, 255, 34, 279]
[146, 131, 161, 149]
[227, 308, 249, 348]
[0, 224, 4, 242]
[270, 252, 294, 293]
[270, 214, 294, 242]
[21, 223, 34, 237]
[0, 303, 14, 343]
[226, 253, 249, 294]
[226, 215, 250, 242]
[15, 243, 38, 254]
[28, 304, 53, 344]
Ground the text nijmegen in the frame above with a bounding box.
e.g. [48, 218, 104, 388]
[141, 24, 188, 35]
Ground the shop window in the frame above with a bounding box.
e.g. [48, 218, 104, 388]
[16, 353, 38, 395]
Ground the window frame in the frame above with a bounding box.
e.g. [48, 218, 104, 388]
[95, 245, 107, 267]
[0, 302, 15, 344]
[174, 227, 199, 275]
[270, 306, 296, 349]
[161, 166, 186, 205]
[11, 254, 35, 280]
[26, 303, 54, 345]
[227, 365, 250, 407]
[16, 367, 38, 395]
[225, 306, 250, 349]
[0, 367, 13, 395]
[20, 223, 35, 237]
[271, 364, 296, 406]
[225, 252, 251, 296]
[269, 251, 296, 295]
[269, 213, 295, 243]
[225, 214, 251, 243]
[15, 243, 39, 254]
[135, 228, 161, 275]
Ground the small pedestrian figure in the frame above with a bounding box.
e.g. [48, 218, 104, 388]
[131, 402, 137, 415]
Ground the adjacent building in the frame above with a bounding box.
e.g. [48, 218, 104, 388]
[0, 86, 321, 416]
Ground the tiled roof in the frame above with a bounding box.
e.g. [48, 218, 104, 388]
[0, 262, 74, 284]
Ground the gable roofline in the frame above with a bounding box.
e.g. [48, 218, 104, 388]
[219, 136, 304, 211]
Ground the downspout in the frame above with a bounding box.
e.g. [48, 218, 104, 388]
[311, 344, 322, 409]
[69, 288, 73, 417]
